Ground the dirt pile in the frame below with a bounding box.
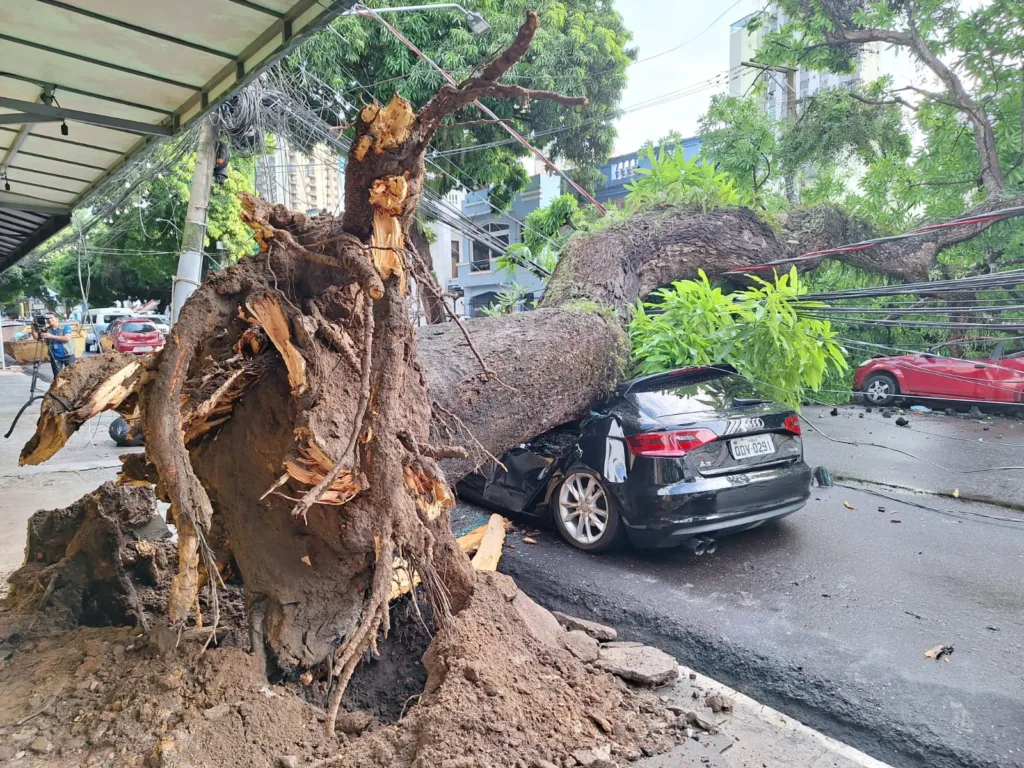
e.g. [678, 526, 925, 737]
[0, 624, 333, 767]
[5, 483, 175, 630]
[319, 573, 677, 768]
[0, 571, 683, 768]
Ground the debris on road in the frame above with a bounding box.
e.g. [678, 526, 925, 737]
[830, 407, 839, 416]
[523, 536, 537, 545]
[891, 519, 901, 524]
[895, 417, 910, 427]
[564, 630, 600, 663]
[596, 643, 679, 686]
[552, 611, 618, 641]
[705, 693, 733, 713]
[924, 644, 954, 661]
[813, 465, 834, 487]
[910, 405, 931, 413]
[843, 502, 855, 510]
[878, 506, 886, 512]
[953, 488, 960, 498]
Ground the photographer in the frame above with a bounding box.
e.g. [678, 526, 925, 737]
[32, 313, 77, 377]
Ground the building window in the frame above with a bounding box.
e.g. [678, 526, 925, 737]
[470, 291, 500, 317]
[451, 238, 461, 276]
[470, 223, 509, 272]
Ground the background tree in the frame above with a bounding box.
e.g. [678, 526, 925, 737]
[287, 0, 634, 208]
[33, 148, 256, 310]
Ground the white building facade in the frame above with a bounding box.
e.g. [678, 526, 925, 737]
[729, 9, 880, 119]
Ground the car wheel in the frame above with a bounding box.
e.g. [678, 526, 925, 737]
[863, 372, 899, 406]
[551, 469, 621, 553]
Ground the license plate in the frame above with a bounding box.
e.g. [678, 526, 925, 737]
[729, 434, 775, 460]
[134, 345, 153, 353]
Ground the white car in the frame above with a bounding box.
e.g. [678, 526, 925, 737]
[142, 314, 170, 335]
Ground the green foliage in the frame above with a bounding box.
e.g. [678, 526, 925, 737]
[747, 0, 1024, 270]
[35, 148, 256, 308]
[289, 0, 635, 209]
[494, 242, 558, 283]
[629, 268, 847, 409]
[0, 261, 49, 314]
[479, 282, 533, 315]
[698, 95, 779, 195]
[521, 194, 582, 251]
[625, 147, 756, 214]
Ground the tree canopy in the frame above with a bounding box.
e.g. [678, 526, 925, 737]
[4, 146, 255, 312]
[286, 0, 635, 208]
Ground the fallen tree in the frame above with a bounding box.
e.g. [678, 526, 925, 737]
[15, 9, 1008, 759]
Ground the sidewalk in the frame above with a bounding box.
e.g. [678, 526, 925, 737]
[638, 666, 891, 768]
[0, 367, 136, 582]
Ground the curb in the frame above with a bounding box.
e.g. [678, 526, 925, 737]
[678, 665, 893, 768]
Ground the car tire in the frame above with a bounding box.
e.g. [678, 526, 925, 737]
[551, 468, 622, 553]
[863, 372, 899, 407]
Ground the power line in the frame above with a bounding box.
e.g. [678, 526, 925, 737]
[724, 205, 1024, 277]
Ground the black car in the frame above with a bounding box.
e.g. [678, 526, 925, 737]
[457, 366, 812, 553]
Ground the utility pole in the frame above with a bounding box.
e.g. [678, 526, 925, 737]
[741, 60, 798, 204]
[170, 117, 218, 325]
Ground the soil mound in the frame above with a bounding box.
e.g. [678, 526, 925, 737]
[0, 573, 679, 767]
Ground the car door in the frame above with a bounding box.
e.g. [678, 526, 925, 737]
[904, 353, 976, 399]
[972, 345, 1024, 403]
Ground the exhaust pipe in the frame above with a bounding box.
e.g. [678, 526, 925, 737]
[682, 537, 706, 556]
[698, 536, 717, 555]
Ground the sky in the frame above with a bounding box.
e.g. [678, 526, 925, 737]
[609, 0, 927, 155]
[610, 0, 762, 154]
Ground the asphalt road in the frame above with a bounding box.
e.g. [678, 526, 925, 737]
[484, 408, 1024, 768]
[801, 404, 1024, 508]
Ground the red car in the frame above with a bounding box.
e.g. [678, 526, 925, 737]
[100, 317, 165, 356]
[854, 340, 1024, 407]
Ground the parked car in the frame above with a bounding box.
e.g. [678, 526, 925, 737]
[84, 307, 133, 351]
[457, 365, 811, 553]
[99, 317, 165, 355]
[854, 340, 1024, 407]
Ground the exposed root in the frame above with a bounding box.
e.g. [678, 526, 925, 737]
[288, 295, 374, 522]
[20, 354, 144, 466]
[245, 293, 307, 396]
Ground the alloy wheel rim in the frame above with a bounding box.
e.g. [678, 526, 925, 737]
[558, 474, 609, 544]
[866, 379, 891, 402]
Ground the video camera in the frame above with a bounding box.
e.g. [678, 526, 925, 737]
[31, 313, 48, 331]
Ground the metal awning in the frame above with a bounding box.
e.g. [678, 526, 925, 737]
[0, 0, 353, 272]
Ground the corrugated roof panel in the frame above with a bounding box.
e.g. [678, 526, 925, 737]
[1, 0, 228, 88]
[0, 0, 354, 273]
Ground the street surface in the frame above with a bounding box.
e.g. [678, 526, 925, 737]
[802, 404, 1024, 508]
[0, 367, 134, 587]
[489, 403, 1024, 768]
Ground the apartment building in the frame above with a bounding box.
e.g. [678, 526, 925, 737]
[255, 137, 343, 215]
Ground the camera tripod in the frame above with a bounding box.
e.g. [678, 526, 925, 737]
[4, 337, 69, 439]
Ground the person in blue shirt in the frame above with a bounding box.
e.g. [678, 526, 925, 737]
[34, 313, 77, 377]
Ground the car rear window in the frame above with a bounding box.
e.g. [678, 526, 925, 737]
[627, 369, 765, 418]
[122, 322, 157, 333]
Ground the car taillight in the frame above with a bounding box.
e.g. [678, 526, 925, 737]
[784, 415, 802, 435]
[626, 429, 717, 457]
